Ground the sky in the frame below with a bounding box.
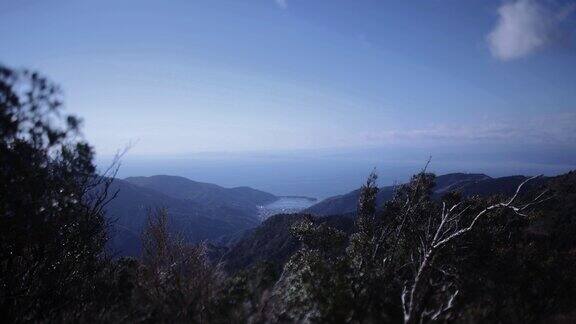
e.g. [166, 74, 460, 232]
[1, 0, 576, 195]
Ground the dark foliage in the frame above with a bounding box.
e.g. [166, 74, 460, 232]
[262, 170, 576, 323]
[222, 213, 354, 274]
[0, 65, 112, 321]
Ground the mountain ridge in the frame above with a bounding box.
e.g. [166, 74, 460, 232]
[104, 177, 275, 256]
[125, 175, 278, 209]
[305, 173, 546, 216]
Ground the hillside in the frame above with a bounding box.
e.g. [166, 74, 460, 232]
[104, 178, 263, 256]
[222, 213, 354, 273]
[222, 172, 553, 275]
[125, 175, 277, 216]
[108, 173, 549, 257]
[305, 173, 548, 216]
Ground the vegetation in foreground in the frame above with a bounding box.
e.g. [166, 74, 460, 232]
[1, 65, 576, 323]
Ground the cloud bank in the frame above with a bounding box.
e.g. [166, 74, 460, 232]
[487, 0, 573, 61]
[363, 113, 576, 145]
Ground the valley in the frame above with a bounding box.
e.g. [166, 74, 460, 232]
[103, 171, 550, 258]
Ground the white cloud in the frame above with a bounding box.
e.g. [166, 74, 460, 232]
[487, 0, 572, 61]
[275, 0, 287, 9]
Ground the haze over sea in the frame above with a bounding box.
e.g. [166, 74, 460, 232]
[99, 145, 576, 199]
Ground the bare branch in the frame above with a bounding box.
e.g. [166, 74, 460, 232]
[430, 290, 458, 321]
[401, 172, 547, 324]
[505, 175, 541, 206]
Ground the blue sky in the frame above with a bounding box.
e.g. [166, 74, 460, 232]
[1, 0, 575, 158]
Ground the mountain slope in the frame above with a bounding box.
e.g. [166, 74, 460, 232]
[225, 172, 553, 273]
[125, 175, 277, 220]
[104, 178, 262, 256]
[305, 173, 543, 216]
[222, 213, 354, 273]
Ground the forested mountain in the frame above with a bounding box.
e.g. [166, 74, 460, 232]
[208, 171, 576, 323]
[125, 175, 277, 210]
[109, 173, 539, 260]
[108, 172, 551, 261]
[222, 213, 354, 273]
[306, 173, 547, 216]
[225, 173, 552, 272]
[104, 178, 265, 256]
[104, 176, 284, 256]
